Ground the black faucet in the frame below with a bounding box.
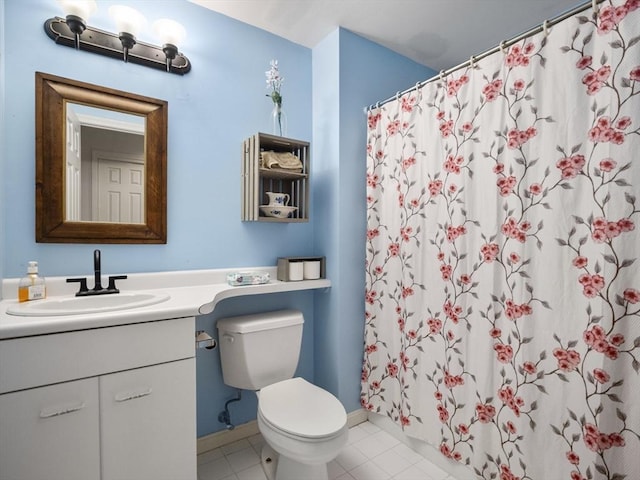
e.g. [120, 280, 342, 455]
[67, 249, 128, 297]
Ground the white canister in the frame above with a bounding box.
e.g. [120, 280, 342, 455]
[289, 261, 304, 281]
[303, 260, 321, 280]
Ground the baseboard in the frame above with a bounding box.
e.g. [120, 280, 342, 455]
[197, 408, 368, 455]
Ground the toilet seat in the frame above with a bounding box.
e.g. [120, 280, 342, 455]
[258, 377, 347, 439]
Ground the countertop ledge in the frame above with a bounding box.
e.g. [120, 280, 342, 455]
[0, 267, 330, 339]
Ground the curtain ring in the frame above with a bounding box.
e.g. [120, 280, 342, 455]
[500, 41, 508, 54]
[543, 20, 550, 37]
[376, 101, 380, 108]
[469, 56, 475, 68]
[396, 91, 400, 100]
[592, 0, 599, 15]
[439, 70, 446, 81]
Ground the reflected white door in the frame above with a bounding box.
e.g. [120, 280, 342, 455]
[65, 107, 82, 221]
[92, 152, 144, 223]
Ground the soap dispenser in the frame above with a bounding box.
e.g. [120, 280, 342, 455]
[18, 261, 46, 302]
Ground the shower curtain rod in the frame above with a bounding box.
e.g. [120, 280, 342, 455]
[365, 0, 604, 111]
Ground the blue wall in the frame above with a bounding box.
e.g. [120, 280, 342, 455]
[1, 0, 434, 437]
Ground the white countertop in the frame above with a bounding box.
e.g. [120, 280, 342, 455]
[0, 267, 330, 339]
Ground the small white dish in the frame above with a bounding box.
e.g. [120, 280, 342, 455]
[260, 205, 298, 218]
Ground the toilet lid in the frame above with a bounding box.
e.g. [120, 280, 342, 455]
[259, 377, 347, 439]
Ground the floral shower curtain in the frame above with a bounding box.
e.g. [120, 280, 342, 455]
[362, 1, 640, 479]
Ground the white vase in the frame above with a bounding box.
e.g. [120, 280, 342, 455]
[271, 103, 287, 137]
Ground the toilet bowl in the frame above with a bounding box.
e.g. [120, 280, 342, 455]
[216, 310, 349, 480]
[257, 378, 348, 480]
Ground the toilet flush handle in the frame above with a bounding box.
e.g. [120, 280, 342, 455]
[222, 334, 235, 343]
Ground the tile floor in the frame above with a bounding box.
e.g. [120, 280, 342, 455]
[197, 421, 457, 480]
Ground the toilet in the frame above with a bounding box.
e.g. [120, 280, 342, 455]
[217, 310, 348, 480]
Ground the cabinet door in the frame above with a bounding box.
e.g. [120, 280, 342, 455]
[100, 358, 196, 480]
[0, 378, 100, 480]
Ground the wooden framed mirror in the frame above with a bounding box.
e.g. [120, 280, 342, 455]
[35, 72, 167, 243]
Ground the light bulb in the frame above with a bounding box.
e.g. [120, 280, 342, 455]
[153, 19, 186, 47]
[109, 5, 146, 37]
[57, 0, 97, 20]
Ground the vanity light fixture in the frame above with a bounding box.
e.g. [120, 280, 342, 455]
[44, 1, 191, 75]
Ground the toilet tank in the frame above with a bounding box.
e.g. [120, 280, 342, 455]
[216, 310, 304, 390]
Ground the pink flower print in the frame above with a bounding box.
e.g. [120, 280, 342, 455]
[596, 65, 611, 82]
[578, 273, 605, 298]
[366, 228, 379, 240]
[553, 348, 581, 371]
[572, 256, 588, 268]
[475, 403, 496, 423]
[610, 333, 625, 346]
[481, 242, 500, 262]
[427, 317, 442, 334]
[522, 361, 537, 374]
[439, 119, 454, 138]
[618, 218, 635, 232]
[401, 286, 414, 298]
[493, 163, 505, 174]
[434, 390, 443, 401]
[436, 110, 445, 120]
[401, 156, 416, 171]
[499, 463, 521, 480]
[630, 66, 640, 81]
[528, 183, 542, 195]
[459, 274, 471, 285]
[446, 75, 469, 97]
[400, 95, 415, 112]
[448, 184, 458, 194]
[365, 290, 377, 305]
[576, 55, 593, 70]
[387, 120, 401, 136]
[444, 370, 464, 389]
[428, 179, 443, 196]
[497, 175, 517, 196]
[589, 117, 626, 145]
[409, 198, 419, 208]
[506, 421, 517, 434]
[458, 423, 469, 435]
[437, 403, 449, 422]
[615, 116, 632, 130]
[400, 415, 410, 426]
[482, 79, 502, 101]
[599, 158, 617, 172]
[397, 317, 405, 332]
[500, 217, 528, 243]
[437, 251, 445, 261]
[624, 288, 640, 303]
[490, 327, 502, 338]
[374, 265, 383, 276]
[388, 242, 400, 257]
[400, 226, 413, 242]
[440, 442, 452, 458]
[444, 154, 464, 174]
[498, 385, 514, 403]
[461, 122, 473, 133]
[366, 173, 379, 188]
[507, 127, 536, 149]
[593, 368, 610, 383]
[556, 154, 585, 179]
[367, 112, 381, 129]
[387, 362, 398, 377]
[494, 343, 514, 363]
[398, 193, 404, 206]
[628, 0, 640, 12]
[446, 224, 467, 242]
[365, 344, 378, 354]
[440, 264, 452, 280]
[566, 451, 580, 465]
[513, 79, 525, 91]
[447, 330, 455, 341]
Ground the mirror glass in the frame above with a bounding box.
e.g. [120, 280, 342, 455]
[36, 72, 167, 244]
[65, 103, 145, 224]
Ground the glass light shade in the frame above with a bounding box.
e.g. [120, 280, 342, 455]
[109, 5, 146, 36]
[57, 0, 97, 20]
[153, 19, 186, 47]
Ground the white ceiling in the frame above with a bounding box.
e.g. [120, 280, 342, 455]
[189, 0, 583, 71]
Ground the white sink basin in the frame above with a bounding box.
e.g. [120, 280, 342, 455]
[6, 292, 170, 317]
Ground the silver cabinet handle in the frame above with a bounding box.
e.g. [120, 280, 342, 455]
[114, 388, 153, 402]
[40, 402, 86, 418]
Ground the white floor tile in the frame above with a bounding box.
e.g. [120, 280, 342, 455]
[235, 464, 268, 480]
[335, 444, 369, 471]
[372, 449, 414, 477]
[226, 446, 261, 473]
[350, 460, 392, 480]
[328, 459, 347, 479]
[198, 421, 460, 480]
[198, 456, 234, 480]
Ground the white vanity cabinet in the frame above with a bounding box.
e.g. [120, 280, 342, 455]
[0, 317, 196, 480]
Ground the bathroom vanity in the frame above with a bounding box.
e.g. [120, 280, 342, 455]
[0, 267, 330, 480]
